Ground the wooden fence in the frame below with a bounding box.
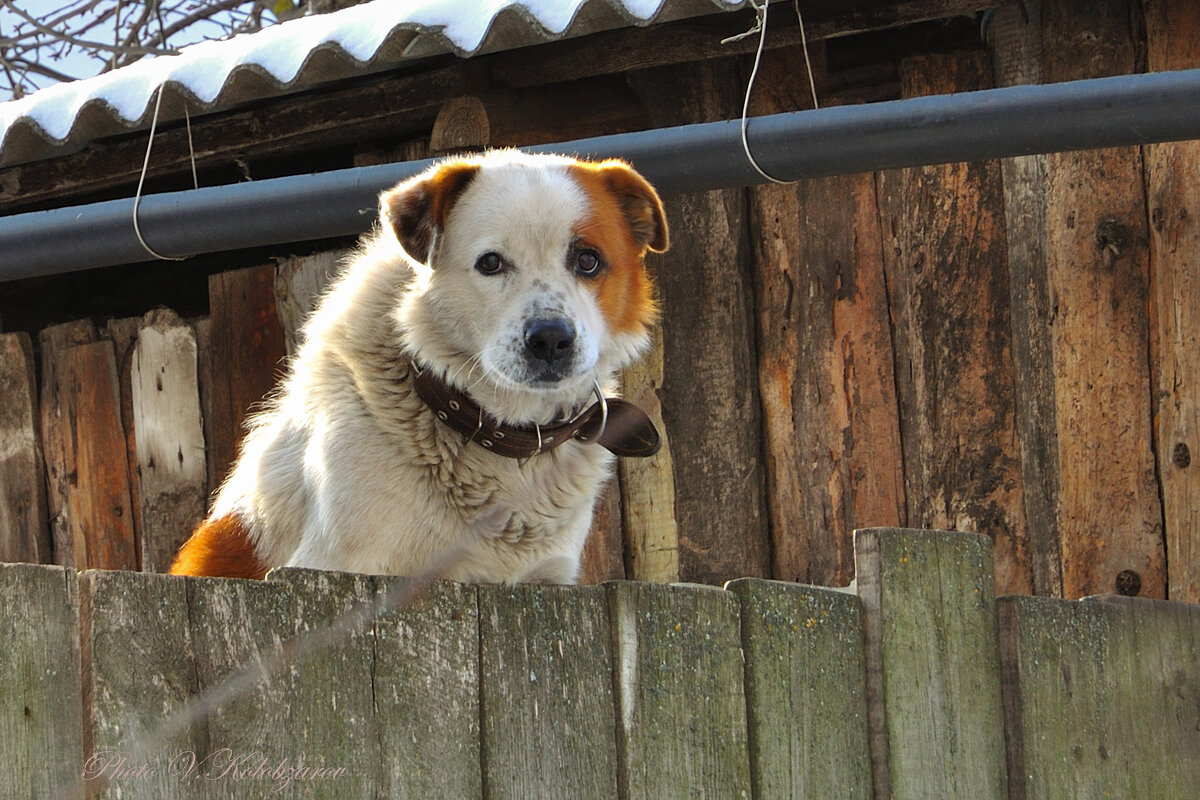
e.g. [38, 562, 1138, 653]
[3, 528, 1197, 799]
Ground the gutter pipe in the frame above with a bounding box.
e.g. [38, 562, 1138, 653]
[2, 67, 1200, 279]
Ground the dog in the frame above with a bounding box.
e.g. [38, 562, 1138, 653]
[169, 150, 668, 584]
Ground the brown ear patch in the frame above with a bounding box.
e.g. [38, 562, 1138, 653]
[568, 160, 667, 337]
[591, 160, 669, 253]
[381, 159, 480, 264]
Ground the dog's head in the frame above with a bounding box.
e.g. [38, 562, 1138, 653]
[381, 150, 668, 425]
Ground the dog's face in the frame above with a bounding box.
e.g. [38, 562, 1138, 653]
[382, 151, 668, 424]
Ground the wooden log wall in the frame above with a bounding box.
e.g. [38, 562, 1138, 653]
[3, 528, 1197, 798]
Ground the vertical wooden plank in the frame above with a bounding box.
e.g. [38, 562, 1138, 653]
[855, 528, 1007, 800]
[628, 59, 770, 584]
[877, 50, 1031, 596]
[104, 317, 143, 567]
[39, 319, 97, 567]
[990, 0, 1066, 598]
[607, 581, 750, 799]
[191, 317, 213, 502]
[479, 584, 618, 798]
[80, 570, 203, 799]
[998, 594, 1200, 799]
[0, 564, 82, 799]
[1144, 0, 1200, 604]
[42, 340, 138, 571]
[273, 250, 346, 355]
[131, 310, 208, 573]
[1040, 0, 1163, 599]
[618, 325, 679, 583]
[0, 332, 49, 563]
[579, 480, 626, 584]
[207, 265, 287, 491]
[369, 576, 482, 799]
[749, 172, 905, 586]
[726, 579, 872, 800]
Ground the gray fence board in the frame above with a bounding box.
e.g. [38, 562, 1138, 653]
[728, 578, 872, 800]
[999, 594, 1200, 799]
[79, 569, 203, 799]
[369, 575, 482, 800]
[856, 527, 1008, 800]
[608, 581, 750, 799]
[480, 584, 618, 799]
[1, 564, 82, 799]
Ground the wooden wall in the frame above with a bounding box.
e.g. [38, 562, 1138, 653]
[0, 0, 1197, 602]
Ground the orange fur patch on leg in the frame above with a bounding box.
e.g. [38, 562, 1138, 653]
[169, 514, 269, 579]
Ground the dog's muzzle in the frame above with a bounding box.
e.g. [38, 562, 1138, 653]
[523, 317, 577, 381]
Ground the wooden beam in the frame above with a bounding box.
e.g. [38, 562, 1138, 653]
[876, 50, 1031, 595]
[0, 332, 49, 563]
[1143, 0, 1200, 604]
[130, 310, 207, 572]
[206, 265, 287, 491]
[748, 44, 904, 587]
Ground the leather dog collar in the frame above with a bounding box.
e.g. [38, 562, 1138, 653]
[410, 361, 660, 459]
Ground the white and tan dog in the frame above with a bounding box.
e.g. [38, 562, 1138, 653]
[171, 150, 667, 584]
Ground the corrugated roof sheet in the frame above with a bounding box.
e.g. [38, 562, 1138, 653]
[0, 0, 743, 169]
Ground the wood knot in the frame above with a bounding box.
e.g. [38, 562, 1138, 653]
[1114, 569, 1141, 597]
[1094, 218, 1127, 261]
[1172, 442, 1191, 469]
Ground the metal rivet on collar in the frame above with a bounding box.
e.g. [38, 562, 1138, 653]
[437, 410, 448, 421]
[482, 440, 494, 448]
[449, 400, 460, 411]
[494, 430, 505, 439]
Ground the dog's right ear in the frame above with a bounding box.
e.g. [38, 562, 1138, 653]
[381, 160, 480, 264]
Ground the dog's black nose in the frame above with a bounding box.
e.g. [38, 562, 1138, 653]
[525, 319, 577, 364]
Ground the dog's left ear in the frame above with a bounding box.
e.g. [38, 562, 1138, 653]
[595, 161, 669, 254]
[381, 159, 480, 264]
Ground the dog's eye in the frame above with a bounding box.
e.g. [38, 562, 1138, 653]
[574, 250, 603, 278]
[475, 252, 505, 276]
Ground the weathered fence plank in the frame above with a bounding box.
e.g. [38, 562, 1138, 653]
[856, 528, 1007, 800]
[878, 51, 1030, 596]
[273, 250, 346, 355]
[41, 338, 138, 571]
[998, 594, 1200, 799]
[749, 172, 904, 587]
[207, 265, 286, 492]
[79, 570, 202, 799]
[368, 576, 482, 798]
[0, 564, 82, 799]
[607, 581, 750, 799]
[0, 332, 49, 563]
[727, 578, 872, 800]
[479, 584, 619, 798]
[193, 570, 377, 798]
[39, 319, 97, 567]
[746, 44, 902, 589]
[618, 325, 679, 583]
[990, 1, 1066, 598]
[104, 317, 145, 569]
[579, 480, 625, 584]
[628, 60, 770, 584]
[367, 575, 482, 799]
[131, 310, 207, 573]
[1144, 0, 1200, 605]
[1026, 0, 1164, 599]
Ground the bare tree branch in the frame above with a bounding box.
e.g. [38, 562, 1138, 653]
[1, 1, 179, 57]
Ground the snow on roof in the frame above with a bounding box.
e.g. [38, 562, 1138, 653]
[0, 0, 741, 169]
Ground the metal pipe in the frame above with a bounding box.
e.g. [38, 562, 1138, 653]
[3, 67, 1200, 279]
